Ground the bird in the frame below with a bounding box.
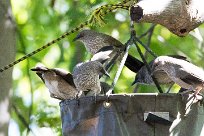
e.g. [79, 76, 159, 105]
[132, 60, 173, 86]
[153, 56, 204, 98]
[73, 29, 144, 73]
[73, 29, 123, 54]
[72, 60, 110, 97]
[31, 64, 81, 100]
[132, 55, 189, 85]
[134, 56, 204, 99]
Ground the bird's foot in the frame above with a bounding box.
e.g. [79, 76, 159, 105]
[178, 89, 193, 101]
[193, 92, 203, 101]
[178, 89, 193, 95]
[76, 92, 82, 106]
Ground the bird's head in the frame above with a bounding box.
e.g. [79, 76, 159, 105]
[73, 29, 95, 42]
[31, 63, 49, 74]
[152, 56, 167, 72]
[132, 64, 154, 85]
[132, 69, 146, 85]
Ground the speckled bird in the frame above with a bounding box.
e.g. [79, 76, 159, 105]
[31, 64, 81, 100]
[73, 29, 144, 73]
[72, 61, 110, 96]
[73, 29, 123, 54]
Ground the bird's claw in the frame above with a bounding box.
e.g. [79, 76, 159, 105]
[193, 93, 203, 101]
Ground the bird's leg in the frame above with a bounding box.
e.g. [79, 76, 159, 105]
[193, 87, 203, 100]
[179, 89, 193, 95]
[179, 87, 203, 101]
[178, 87, 194, 101]
[104, 53, 119, 72]
[166, 83, 174, 93]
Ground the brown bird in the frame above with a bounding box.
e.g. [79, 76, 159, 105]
[132, 55, 189, 85]
[134, 56, 204, 99]
[132, 60, 173, 85]
[153, 56, 204, 98]
[73, 29, 123, 54]
[31, 64, 81, 100]
[73, 29, 144, 73]
[72, 60, 110, 97]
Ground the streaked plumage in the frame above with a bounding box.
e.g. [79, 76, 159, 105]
[73, 29, 123, 54]
[72, 61, 109, 96]
[74, 29, 144, 73]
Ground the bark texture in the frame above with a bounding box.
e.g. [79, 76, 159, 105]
[0, 0, 16, 136]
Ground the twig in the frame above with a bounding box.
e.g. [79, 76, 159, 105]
[134, 36, 157, 58]
[166, 83, 174, 93]
[138, 24, 156, 39]
[144, 24, 156, 58]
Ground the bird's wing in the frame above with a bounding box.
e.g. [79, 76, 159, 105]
[177, 67, 203, 85]
[125, 54, 144, 73]
[92, 46, 113, 63]
[104, 35, 123, 48]
[52, 69, 76, 88]
[168, 55, 190, 62]
[96, 46, 114, 53]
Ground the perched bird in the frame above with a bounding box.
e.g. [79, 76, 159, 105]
[73, 29, 123, 54]
[73, 29, 144, 73]
[153, 56, 204, 98]
[132, 60, 173, 85]
[134, 56, 204, 99]
[132, 55, 189, 85]
[72, 61, 110, 97]
[31, 64, 80, 100]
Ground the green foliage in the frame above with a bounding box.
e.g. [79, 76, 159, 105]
[10, 0, 204, 135]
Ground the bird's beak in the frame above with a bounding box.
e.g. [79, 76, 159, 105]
[72, 34, 81, 42]
[30, 66, 48, 72]
[31, 68, 39, 71]
[101, 68, 110, 78]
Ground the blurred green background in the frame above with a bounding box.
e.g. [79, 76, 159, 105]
[9, 0, 204, 135]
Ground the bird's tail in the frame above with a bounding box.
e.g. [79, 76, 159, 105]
[125, 54, 144, 73]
